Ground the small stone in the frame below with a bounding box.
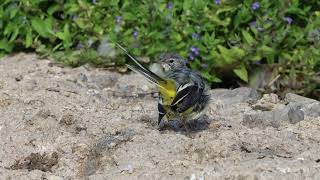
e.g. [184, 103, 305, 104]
[118, 84, 129, 93]
[60, 113, 75, 126]
[288, 106, 304, 124]
[261, 93, 279, 104]
[117, 66, 128, 73]
[190, 174, 196, 180]
[15, 75, 23, 82]
[47, 175, 64, 180]
[140, 85, 150, 92]
[89, 74, 118, 89]
[121, 164, 134, 174]
[79, 73, 88, 82]
[87, 89, 100, 96]
[23, 110, 34, 121]
[0, 97, 11, 108]
[138, 56, 150, 63]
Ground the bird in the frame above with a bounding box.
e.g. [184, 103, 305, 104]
[116, 44, 210, 133]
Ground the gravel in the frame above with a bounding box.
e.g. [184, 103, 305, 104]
[0, 53, 319, 179]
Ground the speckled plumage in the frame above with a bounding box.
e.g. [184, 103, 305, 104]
[157, 54, 210, 125]
[116, 43, 210, 130]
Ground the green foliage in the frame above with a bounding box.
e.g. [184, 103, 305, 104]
[0, 0, 319, 97]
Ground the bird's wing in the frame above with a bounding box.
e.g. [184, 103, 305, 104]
[170, 83, 203, 113]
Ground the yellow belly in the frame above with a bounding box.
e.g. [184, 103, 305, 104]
[158, 79, 176, 105]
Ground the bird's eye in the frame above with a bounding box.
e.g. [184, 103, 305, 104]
[169, 59, 174, 63]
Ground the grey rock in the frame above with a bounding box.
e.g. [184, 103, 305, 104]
[244, 102, 306, 128]
[243, 111, 281, 128]
[211, 87, 260, 105]
[301, 102, 320, 117]
[286, 93, 320, 117]
[285, 93, 318, 105]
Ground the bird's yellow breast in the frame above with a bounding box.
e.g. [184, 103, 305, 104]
[158, 79, 176, 105]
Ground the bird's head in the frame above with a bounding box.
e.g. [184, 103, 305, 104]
[158, 53, 187, 72]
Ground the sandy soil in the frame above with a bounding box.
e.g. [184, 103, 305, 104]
[0, 53, 320, 180]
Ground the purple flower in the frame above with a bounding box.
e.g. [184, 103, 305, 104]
[249, 21, 257, 27]
[214, 0, 221, 5]
[188, 54, 195, 61]
[116, 16, 121, 24]
[190, 46, 199, 56]
[283, 16, 293, 25]
[132, 30, 138, 38]
[166, 2, 173, 9]
[192, 33, 201, 40]
[251, 2, 260, 10]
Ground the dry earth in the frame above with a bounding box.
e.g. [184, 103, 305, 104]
[0, 53, 320, 180]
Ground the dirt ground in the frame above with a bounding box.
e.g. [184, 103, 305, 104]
[0, 53, 320, 180]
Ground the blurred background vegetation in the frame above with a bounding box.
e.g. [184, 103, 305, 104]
[0, 0, 319, 99]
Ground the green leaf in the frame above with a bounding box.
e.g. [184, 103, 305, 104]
[258, 45, 275, 56]
[183, 1, 192, 11]
[171, 32, 182, 41]
[47, 4, 60, 15]
[9, 28, 19, 42]
[25, 29, 33, 48]
[230, 47, 246, 58]
[242, 30, 255, 46]
[217, 45, 234, 64]
[56, 24, 72, 49]
[0, 39, 14, 52]
[9, 8, 18, 19]
[201, 71, 222, 83]
[31, 17, 54, 38]
[217, 45, 245, 64]
[233, 64, 248, 82]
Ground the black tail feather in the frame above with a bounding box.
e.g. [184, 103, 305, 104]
[116, 43, 165, 84]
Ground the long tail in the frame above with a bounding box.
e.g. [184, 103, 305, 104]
[116, 43, 167, 89]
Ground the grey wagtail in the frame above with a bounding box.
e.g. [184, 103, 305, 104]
[117, 44, 210, 132]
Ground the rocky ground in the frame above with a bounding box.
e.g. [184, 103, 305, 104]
[0, 53, 320, 180]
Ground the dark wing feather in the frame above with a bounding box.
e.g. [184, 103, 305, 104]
[170, 85, 203, 113]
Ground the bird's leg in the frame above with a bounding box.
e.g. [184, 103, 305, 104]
[181, 117, 191, 137]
